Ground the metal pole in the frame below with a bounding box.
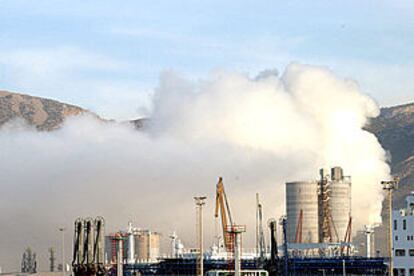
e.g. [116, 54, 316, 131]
[194, 196, 206, 276]
[281, 217, 288, 276]
[200, 204, 204, 276]
[234, 232, 241, 276]
[256, 193, 259, 256]
[388, 189, 393, 276]
[235, 231, 240, 276]
[59, 228, 66, 276]
[381, 179, 398, 276]
[116, 236, 123, 276]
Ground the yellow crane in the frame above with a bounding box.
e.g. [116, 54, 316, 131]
[214, 177, 234, 251]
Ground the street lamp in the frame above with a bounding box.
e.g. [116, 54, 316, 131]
[59, 227, 66, 276]
[381, 178, 398, 276]
[194, 196, 206, 276]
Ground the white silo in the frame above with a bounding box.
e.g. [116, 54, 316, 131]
[134, 230, 161, 262]
[324, 167, 352, 243]
[286, 181, 319, 243]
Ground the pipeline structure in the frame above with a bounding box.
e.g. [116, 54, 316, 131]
[72, 217, 106, 276]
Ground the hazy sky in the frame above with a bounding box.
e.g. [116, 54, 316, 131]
[1, 0, 413, 119]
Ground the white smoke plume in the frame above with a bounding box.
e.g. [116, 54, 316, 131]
[0, 63, 389, 271]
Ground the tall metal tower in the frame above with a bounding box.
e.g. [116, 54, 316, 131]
[194, 196, 206, 276]
[318, 171, 336, 243]
[382, 178, 398, 276]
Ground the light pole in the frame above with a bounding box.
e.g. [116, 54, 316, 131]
[59, 227, 66, 276]
[382, 179, 398, 276]
[194, 196, 206, 276]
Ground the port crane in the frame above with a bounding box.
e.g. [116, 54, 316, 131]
[214, 177, 235, 252]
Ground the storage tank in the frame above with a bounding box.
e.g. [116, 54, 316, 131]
[134, 230, 161, 262]
[327, 167, 352, 242]
[286, 181, 319, 243]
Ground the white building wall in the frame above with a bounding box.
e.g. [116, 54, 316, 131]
[392, 194, 414, 276]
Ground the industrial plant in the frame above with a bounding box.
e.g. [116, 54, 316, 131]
[286, 167, 352, 254]
[66, 166, 391, 275]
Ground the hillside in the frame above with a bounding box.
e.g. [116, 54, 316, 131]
[367, 103, 414, 210]
[0, 90, 89, 130]
[2, 89, 412, 195]
[364, 103, 414, 256]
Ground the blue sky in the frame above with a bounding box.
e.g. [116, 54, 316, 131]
[0, 0, 413, 119]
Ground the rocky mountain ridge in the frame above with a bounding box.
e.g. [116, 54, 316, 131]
[363, 102, 414, 256]
[0, 90, 90, 131]
[367, 102, 414, 209]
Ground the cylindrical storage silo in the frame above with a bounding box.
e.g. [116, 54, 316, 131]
[286, 181, 319, 243]
[134, 230, 161, 262]
[149, 232, 160, 260]
[135, 230, 149, 262]
[329, 174, 351, 242]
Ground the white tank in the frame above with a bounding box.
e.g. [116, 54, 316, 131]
[286, 181, 319, 243]
[327, 167, 352, 242]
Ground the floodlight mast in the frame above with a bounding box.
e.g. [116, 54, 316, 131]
[381, 178, 399, 276]
[194, 196, 207, 276]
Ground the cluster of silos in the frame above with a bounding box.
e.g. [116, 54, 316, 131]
[105, 223, 161, 264]
[286, 167, 351, 244]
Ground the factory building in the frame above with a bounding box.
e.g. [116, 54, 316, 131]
[392, 192, 414, 276]
[286, 166, 352, 244]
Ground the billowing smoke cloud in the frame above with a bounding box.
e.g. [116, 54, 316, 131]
[0, 63, 389, 271]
